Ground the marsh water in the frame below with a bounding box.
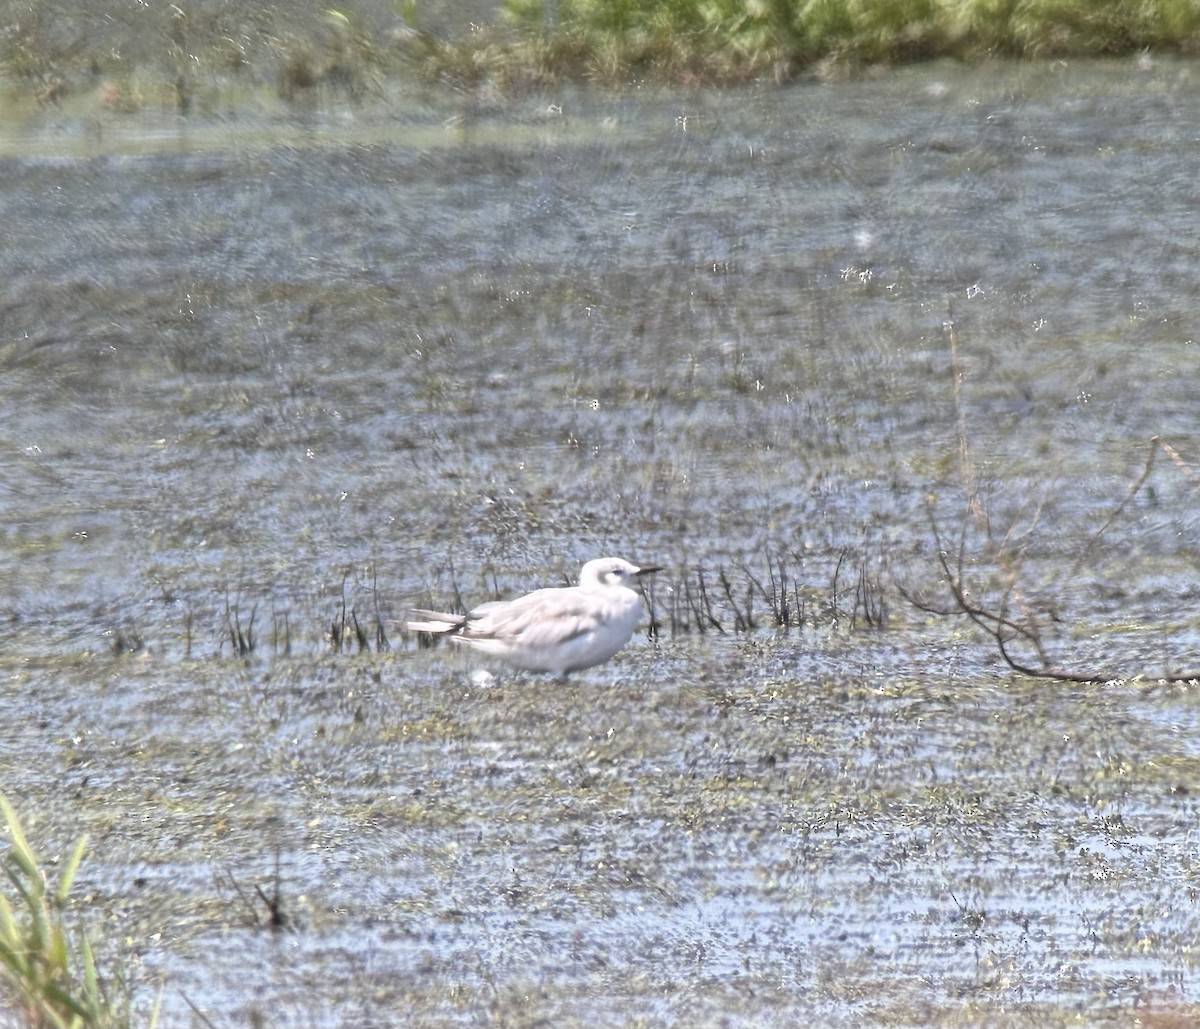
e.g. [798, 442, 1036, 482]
[3, 56, 1200, 1027]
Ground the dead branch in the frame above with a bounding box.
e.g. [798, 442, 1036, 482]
[1066, 435, 1158, 582]
[900, 314, 1200, 684]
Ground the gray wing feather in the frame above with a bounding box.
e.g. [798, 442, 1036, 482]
[406, 609, 466, 634]
[466, 589, 601, 646]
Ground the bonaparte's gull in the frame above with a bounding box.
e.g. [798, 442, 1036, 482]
[407, 557, 661, 676]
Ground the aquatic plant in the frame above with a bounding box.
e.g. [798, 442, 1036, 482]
[218, 850, 291, 932]
[331, 564, 391, 654]
[224, 596, 257, 659]
[0, 795, 139, 1029]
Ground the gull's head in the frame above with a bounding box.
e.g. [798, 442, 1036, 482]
[580, 557, 663, 590]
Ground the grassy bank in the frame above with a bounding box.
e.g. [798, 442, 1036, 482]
[2, 0, 1200, 110]
[489, 0, 1200, 84]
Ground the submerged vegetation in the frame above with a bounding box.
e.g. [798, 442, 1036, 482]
[2, 0, 1200, 108]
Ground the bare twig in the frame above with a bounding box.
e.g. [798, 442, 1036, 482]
[1066, 435, 1158, 582]
[1160, 437, 1200, 485]
[900, 319, 1200, 684]
[947, 309, 985, 529]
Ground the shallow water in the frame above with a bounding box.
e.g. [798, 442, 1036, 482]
[3, 56, 1200, 1027]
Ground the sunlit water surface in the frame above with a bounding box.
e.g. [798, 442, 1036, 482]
[2, 57, 1200, 1027]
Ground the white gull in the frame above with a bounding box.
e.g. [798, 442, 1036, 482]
[406, 557, 661, 676]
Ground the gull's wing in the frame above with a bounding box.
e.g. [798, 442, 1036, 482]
[464, 587, 604, 647]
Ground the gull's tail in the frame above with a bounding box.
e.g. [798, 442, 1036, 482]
[405, 609, 467, 635]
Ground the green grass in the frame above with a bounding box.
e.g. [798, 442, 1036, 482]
[0, 795, 147, 1029]
[483, 0, 1200, 83]
[4, 0, 1200, 108]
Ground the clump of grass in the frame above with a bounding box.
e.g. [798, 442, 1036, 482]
[635, 550, 886, 639]
[331, 565, 391, 654]
[0, 795, 140, 1029]
[218, 849, 292, 932]
[224, 597, 257, 659]
[275, 9, 383, 104]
